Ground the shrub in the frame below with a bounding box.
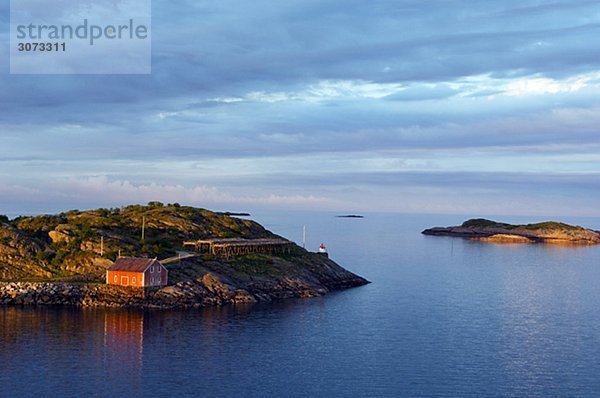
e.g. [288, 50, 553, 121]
[462, 219, 511, 228]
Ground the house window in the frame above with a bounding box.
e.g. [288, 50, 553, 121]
[114, 275, 117, 282]
[132, 277, 136, 284]
[158, 277, 161, 283]
[151, 277, 154, 284]
[150, 266, 154, 273]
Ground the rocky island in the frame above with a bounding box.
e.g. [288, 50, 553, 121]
[423, 218, 600, 245]
[0, 203, 368, 308]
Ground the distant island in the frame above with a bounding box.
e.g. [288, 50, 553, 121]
[422, 218, 600, 245]
[0, 203, 368, 308]
[336, 215, 364, 218]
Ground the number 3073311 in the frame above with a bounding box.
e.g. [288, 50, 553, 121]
[17, 42, 66, 52]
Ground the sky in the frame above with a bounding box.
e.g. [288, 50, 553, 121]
[1, 0, 600, 218]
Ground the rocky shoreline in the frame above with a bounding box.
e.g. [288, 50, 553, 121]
[0, 270, 368, 309]
[0, 204, 370, 308]
[423, 218, 600, 245]
[0, 245, 370, 309]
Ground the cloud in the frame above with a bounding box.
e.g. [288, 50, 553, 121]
[204, 80, 405, 105]
[0, 183, 40, 198]
[3, 0, 600, 216]
[503, 76, 590, 96]
[3, 1, 600, 107]
[54, 176, 339, 209]
[384, 84, 458, 101]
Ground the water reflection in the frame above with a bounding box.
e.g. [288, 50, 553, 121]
[1, 212, 600, 397]
[0, 307, 149, 394]
[102, 309, 144, 391]
[0, 299, 332, 394]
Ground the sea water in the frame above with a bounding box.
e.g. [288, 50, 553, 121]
[1, 212, 600, 397]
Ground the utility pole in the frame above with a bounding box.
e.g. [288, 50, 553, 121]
[141, 215, 146, 241]
[303, 225, 306, 248]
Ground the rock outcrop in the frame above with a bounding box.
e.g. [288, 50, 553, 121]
[0, 203, 369, 308]
[423, 218, 600, 244]
[1, 204, 278, 281]
[475, 234, 535, 244]
[0, 252, 368, 309]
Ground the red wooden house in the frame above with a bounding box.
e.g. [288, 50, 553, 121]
[106, 257, 168, 288]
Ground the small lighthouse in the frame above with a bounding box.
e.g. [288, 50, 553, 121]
[318, 243, 328, 257]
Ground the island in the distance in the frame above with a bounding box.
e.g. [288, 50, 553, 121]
[423, 218, 600, 245]
[0, 203, 369, 308]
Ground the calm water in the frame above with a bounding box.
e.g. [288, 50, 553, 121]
[2, 212, 600, 397]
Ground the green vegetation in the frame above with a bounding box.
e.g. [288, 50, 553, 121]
[462, 219, 513, 229]
[462, 218, 583, 231]
[522, 221, 581, 231]
[230, 254, 280, 277]
[0, 203, 276, 282]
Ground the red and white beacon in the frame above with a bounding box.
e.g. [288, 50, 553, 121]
[318, 243, 328, 257]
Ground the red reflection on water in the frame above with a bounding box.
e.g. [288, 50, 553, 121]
[101, 309, 144, 388]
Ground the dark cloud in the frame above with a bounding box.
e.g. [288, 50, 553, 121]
[2, 0, 600, 215]
[4, 0, 600, 107]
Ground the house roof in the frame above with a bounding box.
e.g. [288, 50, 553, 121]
[108, 257, 161, 273]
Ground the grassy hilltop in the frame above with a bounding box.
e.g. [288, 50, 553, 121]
[460, 219, 583, 231]
[0, 203, 275, 281]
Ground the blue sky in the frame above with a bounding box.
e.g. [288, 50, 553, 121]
[1, 0, 600, 217]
